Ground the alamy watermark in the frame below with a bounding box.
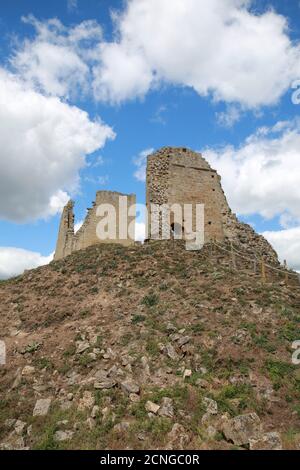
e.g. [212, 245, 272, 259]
[291, 80, 300, 105]
[292, 340, 300, 365]
[0, 340, 6, 365]
[94, 196, 205, 247]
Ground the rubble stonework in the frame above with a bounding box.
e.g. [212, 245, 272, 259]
[146, 147, 278, 263]
[54, 147, 278, 264]
[54, 191, 136, 261]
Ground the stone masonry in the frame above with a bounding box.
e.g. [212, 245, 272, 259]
[54, 191, 136, 261]
[146, 147, 278, 264]
[54, 147, 278, 264]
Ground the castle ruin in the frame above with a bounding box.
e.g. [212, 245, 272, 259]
[54, 191, 136, 261]
[54, 147, 278, 264]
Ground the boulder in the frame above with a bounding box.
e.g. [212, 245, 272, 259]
[120, 380, 140, 395]
[94, 379, 117, 390]
[33, 398, 52, 417]
[222, 413, 262, 446]
[54, 430, 74, 442]
[145, 401, 160, 414]
[249, 432, 282, 450]
[166, 423, 190, 450]
[78, 391, 95, 411]
[158, 397, 174, 418]
[164, 343, 178, 360]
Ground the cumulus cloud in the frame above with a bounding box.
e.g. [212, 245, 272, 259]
[12, 2, 300, 109]
[11, 15, 102, 98]
[216, 105, 242, 128]
[0, 68, 115, 222]
[133, 148, 154, 182]
[205, 119, 300, 224]
[92, 0, 300, 107]
[263, 227, 300, 271]
[0, 248, 54, 279]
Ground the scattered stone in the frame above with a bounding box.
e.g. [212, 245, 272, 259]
[86, 417, 96, 430]
[141, 356, 150, 376]
[33, 398, 52, 417]
[249, 432, 282, 450]
[158, 397, 174, 418]
[91, 405, 100, 419]
[120, 380, 140, 395]
[78, 391, 95, 411]
[166, 322, 177, 332]
[178, 336, 191, 347]
[113, 421, 130, 434]
[94, 379, 117, 390]
[66, 371, 81, 386]
[170, 333, 181, 342]
[145, 401, 160, 414]
[76, 341, 90, 354]
[183, 369, 192, 379]
[14, 420, 27, 436]
[103, 348, 116, 360]
[101, 407, 111, 423]
[54, 430, 74, 442]
[166, 423, 190, 450]
[222, 413, 262, 446]
[0, 436, 26, 450]
[164, 343, 178, 360]
[203, 397, 218, 415]
[59, 399, 72, 411]
[129, 393, 140, 403]
[21, 366, 35, 376]
[5, 419, 16, 429]
[195, 378, 210, 389]
[57, 420, 69, 427]
[206, 425, 217, 439]
[11, 368, 22, 390]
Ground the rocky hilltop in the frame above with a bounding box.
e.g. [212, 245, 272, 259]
[0, 241, 299, 450]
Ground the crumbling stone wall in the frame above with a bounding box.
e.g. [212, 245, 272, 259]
[146, 147, 278, 264]
[54, 191, 136, 261]
[54, 201, 75, 261]
[146, 147, 229, 241]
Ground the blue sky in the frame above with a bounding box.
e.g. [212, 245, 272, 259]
[1, 0, 300, 277]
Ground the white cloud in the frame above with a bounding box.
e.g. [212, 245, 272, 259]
[216, 105, 242, 128]
[92, 43, 153, 103]
[133, 148, 154, 182]
[11, 15, 102, 99]
[91, 0, 300, 107]
[263, 227, 300, 271]
[0, 68, 115, 222]
[0, 248, 54, 279]
[205, 119, 300, 224]
[11, 3, 300, 109]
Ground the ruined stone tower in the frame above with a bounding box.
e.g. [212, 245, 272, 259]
[54, 191, 136, 261]
[146, 147, 278, 263]
[146, 147, 232, 242]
